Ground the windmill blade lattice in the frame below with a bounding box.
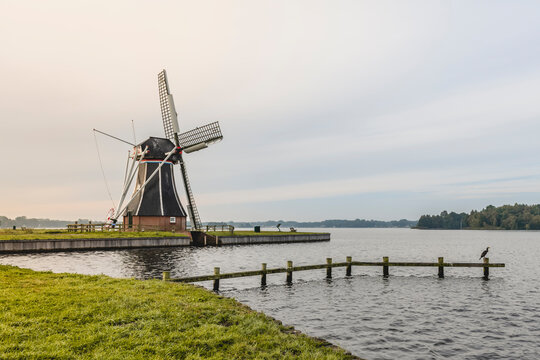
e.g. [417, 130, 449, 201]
[157, 69, 211, 230]
[158, 70, 179, 142]
[178, 121, 223, 153]
[178, 157, 203, 229]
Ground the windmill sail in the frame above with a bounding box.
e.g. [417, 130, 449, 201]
[178, 157, 202, 229]
[178, 161, 202, 229]
[157, 69, 204, 230]
[178, 121, 223, 153]
[158, 70, 180, 142]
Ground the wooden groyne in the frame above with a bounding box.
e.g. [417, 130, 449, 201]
[163, 256, 505, 291]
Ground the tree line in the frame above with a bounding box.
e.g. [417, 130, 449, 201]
[416, 204, 540, 230]
[2, 216, 417, 229]
[0, 216, 92, 229]
[207, 219, 417, 228]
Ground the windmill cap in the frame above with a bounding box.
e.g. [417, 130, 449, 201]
[137, 137, 180, 162]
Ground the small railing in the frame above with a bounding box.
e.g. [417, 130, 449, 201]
[67, 223, 108, 232]
[162, 256, 505, 291]
[67, 223, 183, 233]
[203, 224, 235, 234]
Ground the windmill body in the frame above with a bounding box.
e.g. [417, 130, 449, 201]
[123, 137, 187, 231]
[114, 70, 223, 232]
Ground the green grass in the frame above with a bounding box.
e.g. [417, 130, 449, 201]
[0, 229, 188, 241]
[206, 231, 322, 237]
[0, 265, 357, 359]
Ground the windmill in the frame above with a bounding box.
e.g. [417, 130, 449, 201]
[110, 69, 223, 231]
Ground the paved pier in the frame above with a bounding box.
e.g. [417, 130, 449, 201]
[0, 233, 330, 253]
[216, 233, 330, 245]
[0, 237, 191, 253]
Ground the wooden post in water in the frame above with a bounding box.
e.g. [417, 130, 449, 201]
[286, 261, 293, 284]
[383, 256, 389, 277]
[483, 258, 489, 280]
[162, 271, 170, 281]
[326, 258, 332, 279]
[213, 267, 220, 291]
[261, 263, 267, 286]
[346, 256, 352, 276]
[438, 257, 444, 278]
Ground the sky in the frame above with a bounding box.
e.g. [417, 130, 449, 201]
[1, 1, 540, 222]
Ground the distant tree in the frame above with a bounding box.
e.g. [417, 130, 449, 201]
[418, 203, 540, 230]
[529, 215, 540, 230]
[416, 215, 433, 228]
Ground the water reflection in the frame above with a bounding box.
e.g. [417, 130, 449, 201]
[118, 248, 196, 279]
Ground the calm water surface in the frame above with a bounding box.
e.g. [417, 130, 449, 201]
[1, 228, 539, 359]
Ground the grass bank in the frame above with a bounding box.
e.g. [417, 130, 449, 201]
[0, 265, 357, 359]
[0, 229, 188, 241]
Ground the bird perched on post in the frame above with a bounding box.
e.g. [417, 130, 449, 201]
[479, 247, 490, 260]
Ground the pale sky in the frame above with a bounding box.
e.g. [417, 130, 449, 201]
[1, 1, 540, 222]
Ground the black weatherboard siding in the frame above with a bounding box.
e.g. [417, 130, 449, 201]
[124, 137, 187, 217]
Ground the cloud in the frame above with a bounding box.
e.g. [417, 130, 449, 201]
[197, 167, 540, 206]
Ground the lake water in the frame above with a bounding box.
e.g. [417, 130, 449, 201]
[1, 228, 539, 359]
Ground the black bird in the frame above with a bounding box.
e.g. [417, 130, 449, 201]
[479, 247, 490, 260]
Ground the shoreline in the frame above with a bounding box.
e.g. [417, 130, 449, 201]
[0, 232, 330, 253]
[0, 264, 359, 359]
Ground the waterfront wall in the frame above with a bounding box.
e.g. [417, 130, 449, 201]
[217, 233, 330, 245]
[0, 233, 330, 253]
[0, 237, 191, 253]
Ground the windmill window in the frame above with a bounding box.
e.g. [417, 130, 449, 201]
[170, 217, 176, 224]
